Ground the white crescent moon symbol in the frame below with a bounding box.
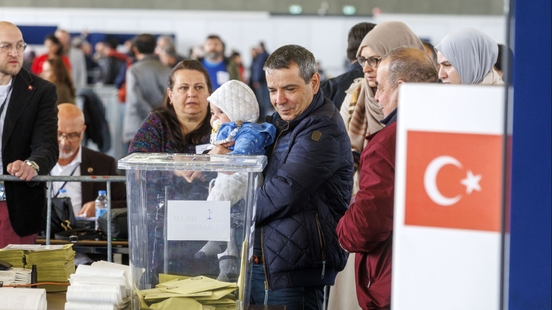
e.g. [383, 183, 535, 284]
[424, 156, 463, 206]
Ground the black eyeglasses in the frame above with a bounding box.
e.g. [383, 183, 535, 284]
[0, 42, 28, 53]
[57, 131, 82, 141]
[357, 55, 382, 68]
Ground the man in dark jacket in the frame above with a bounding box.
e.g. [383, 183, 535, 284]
[122, 33, 171, 144]
[251, 42, 270, 121]
[249, 44, 354, 310]
[320, 22, 376, 110]
[0, 21, 58, 247]
[336, 47, 438, 309]
[96, 38, 127, 85]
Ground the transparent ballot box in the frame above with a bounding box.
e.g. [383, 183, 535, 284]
[118, 153, 266, 309]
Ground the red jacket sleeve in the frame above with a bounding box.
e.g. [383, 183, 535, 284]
[337, 134, 395, 253]
[31, 54, 45, 75]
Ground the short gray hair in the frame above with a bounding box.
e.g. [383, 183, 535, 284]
[158, 35, 177, 57]
[382, 46, 439, 89]
[264, 44, 317, 84]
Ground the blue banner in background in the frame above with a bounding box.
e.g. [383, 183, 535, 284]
[509, 0, 552, 309]
[17, 25, 57, 44]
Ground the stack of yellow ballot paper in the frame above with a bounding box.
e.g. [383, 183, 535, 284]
[137, 275, 238, 310]
[0, 244, 75, 289]
[0, 247, 25, 268]
[23, 244, 76, 283]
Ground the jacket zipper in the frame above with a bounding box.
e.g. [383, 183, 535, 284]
[314, 213, 327, 280]
[366, 256, 371, 288]
[262, 119, 289, 304]
[271, 121, 290, 154]
[261, 227, 270, 305]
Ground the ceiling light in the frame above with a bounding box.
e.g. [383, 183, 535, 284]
[342, 5, 356, 15]
[289, 5, 302, 15]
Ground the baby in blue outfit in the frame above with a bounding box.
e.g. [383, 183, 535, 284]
[196, 80, 276, 282]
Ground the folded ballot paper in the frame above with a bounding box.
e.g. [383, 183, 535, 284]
[136, 275, 238, 309]
[64, 261, 131, 310]
[0, 288, 47, 310]
[0, 247, 25, 268]
[133, 239, 248, 309]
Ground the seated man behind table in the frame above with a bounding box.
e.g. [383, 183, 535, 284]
[51, 103, 126, 217]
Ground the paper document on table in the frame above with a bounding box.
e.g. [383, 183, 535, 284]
[64, 302, 117, 310]
[91, 260, 132, 289]
[3, 244, 67, 251]
[0, 267, 31, 284]
[64, 262, 131, 309]
[0, 288, 47, 310]
[66, 285, 124, 305]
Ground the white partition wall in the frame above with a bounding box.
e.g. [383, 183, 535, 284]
[392, 84, 506, 309]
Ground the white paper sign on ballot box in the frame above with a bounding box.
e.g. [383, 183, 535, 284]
[392, 84, 506, 310]
[167, 200, 231, 241]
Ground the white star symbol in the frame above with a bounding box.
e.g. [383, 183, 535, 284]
[460, 170, 482, 195]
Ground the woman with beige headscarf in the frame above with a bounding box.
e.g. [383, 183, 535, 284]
[339, 21, 424, 194]
[330, 21, 426, 310]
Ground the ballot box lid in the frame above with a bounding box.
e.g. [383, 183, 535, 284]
[118, 153, 267, 172]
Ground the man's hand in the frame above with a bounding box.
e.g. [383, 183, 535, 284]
[78, 201, 96, 217]
[7, 160, 38, 181]
[174, 170, 207, 183]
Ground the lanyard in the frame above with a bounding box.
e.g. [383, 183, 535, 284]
[0, 79, 14, 117]
[52, 163, 81, 198]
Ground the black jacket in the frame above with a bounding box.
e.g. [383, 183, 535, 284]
[320, 62, 364, 110]
[3, 69, 58, 236]
[79, 88, 111, 153]
[80, 147, 126, 209]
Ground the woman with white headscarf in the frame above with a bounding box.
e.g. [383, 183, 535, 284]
[435, 28, 504, 85]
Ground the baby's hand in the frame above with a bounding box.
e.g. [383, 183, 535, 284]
[208, 144, 233, 155]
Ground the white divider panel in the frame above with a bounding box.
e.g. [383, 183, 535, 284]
[393, 84, 505, 310]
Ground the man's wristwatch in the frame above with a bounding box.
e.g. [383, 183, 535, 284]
[24, 160, 40, 172]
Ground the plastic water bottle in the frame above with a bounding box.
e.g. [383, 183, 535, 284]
[58, 189, 68, 198]
[95, 190, 108, 230]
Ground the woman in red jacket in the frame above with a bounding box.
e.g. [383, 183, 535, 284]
[31, 34, 71, 76]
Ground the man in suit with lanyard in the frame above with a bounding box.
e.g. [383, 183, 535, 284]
[51, 103, 126, 217]
[0, 21, 58, 248]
